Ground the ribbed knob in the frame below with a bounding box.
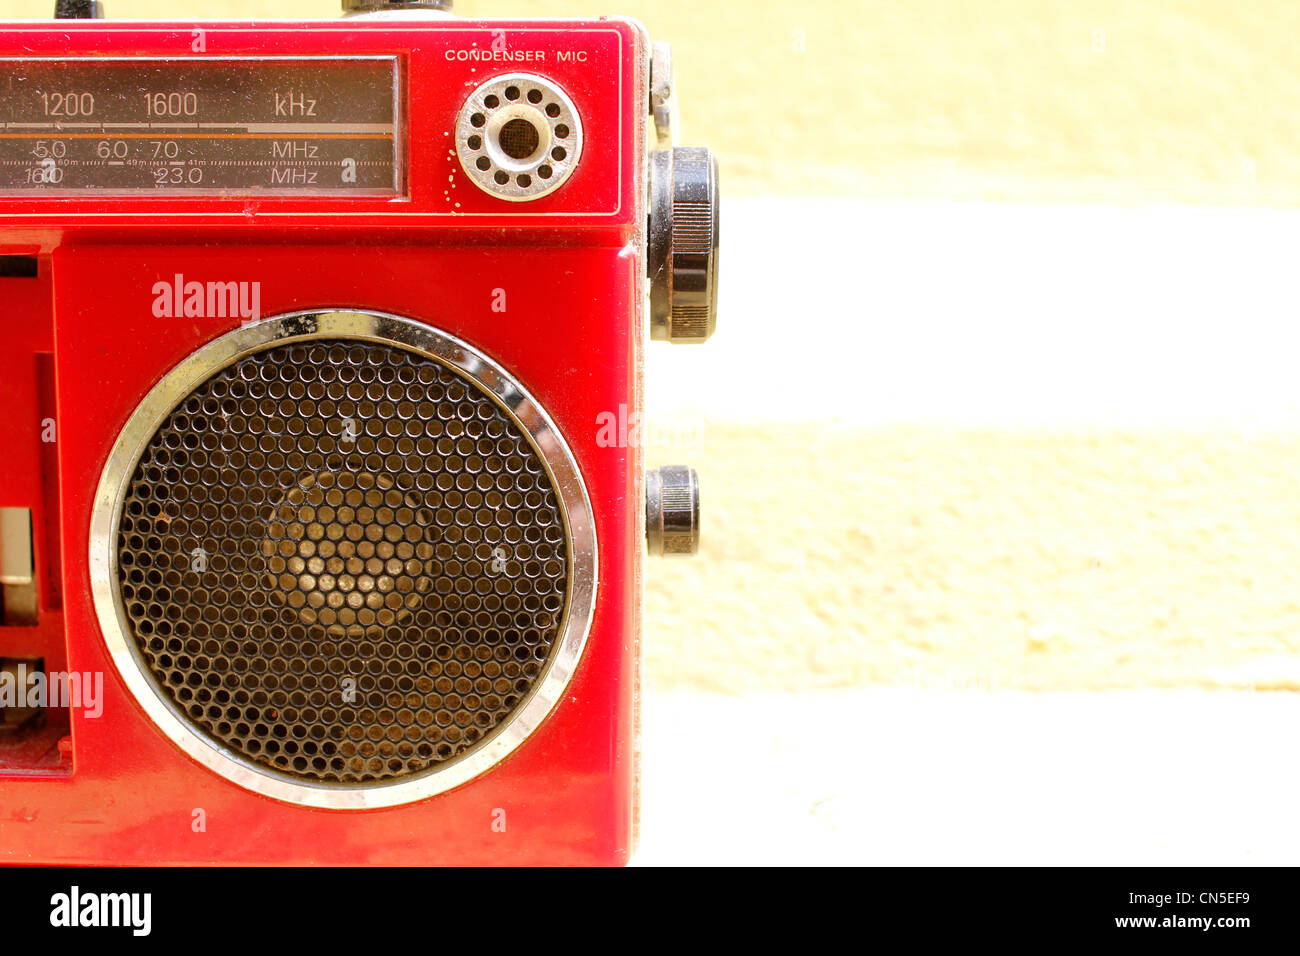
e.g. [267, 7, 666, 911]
[646, 465, 700, 557]
[648, 147, 720, 344]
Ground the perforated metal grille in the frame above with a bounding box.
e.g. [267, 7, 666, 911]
[115, 339, 569, 785]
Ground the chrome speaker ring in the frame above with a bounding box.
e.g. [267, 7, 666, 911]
[89, 310, 597, 809]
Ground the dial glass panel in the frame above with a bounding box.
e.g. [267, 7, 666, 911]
[0, 57, 403, 197]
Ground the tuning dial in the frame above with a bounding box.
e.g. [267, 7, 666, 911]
[648, 147, 720, 344]
[646, 465, 700, 557]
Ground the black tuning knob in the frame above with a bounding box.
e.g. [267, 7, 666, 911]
[648, 147, 721, 344]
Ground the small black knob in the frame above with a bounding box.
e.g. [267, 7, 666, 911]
[646, 466, 700, 557]
[54, 0, 103, 17]
[648, 147, 721, 344]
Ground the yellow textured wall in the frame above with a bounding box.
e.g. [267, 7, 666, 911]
[647, 426, 1300, 693]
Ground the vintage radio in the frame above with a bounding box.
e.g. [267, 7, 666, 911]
[0, 0, 718, 865]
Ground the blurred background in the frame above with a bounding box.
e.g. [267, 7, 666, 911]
[5, 0, 1300, 862]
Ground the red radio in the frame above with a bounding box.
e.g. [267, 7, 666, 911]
[0, 0, 718, 865]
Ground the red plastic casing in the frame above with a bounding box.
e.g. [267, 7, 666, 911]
[0, 16, 648, 865]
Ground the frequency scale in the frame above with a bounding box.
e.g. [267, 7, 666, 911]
[0, 58, 402, 194]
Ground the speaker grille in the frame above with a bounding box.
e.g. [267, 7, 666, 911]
[115, 339, 569, 785]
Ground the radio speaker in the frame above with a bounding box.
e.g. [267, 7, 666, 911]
[90, 311, 596, 808]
